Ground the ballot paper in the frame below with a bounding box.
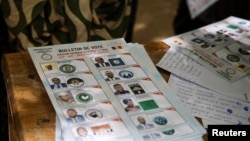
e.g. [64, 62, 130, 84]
[157, 16, 250, 129]
[163, 16, 250, 82]
[28, 38, 206, 141]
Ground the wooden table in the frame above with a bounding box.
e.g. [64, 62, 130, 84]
[2, 42, 207, 141]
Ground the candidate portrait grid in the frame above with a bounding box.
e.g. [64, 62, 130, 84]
[40, 57, 132, 140]
[91, 54, 188, 140]
[178, 17, 250, 73]
[41, 59, 129, 138]
[39, 53, 187, 140]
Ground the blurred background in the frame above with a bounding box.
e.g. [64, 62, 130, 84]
[132, 0, 179, 44]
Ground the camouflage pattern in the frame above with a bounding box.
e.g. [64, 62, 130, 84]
[0, 0, 132, 51]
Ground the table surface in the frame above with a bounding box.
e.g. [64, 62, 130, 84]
[2, 42, 207, 141]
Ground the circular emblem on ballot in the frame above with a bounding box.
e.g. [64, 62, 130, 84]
[238, 48, 250, 55]
[153, 116, 167, 125]
[226, 68, 236, 74]
[85, 109, 103, 120]
[59, 64, 76, 73]
[41, 53, 52, 60]
[76, 93, 93, 103]
[119, 70, 134, 79]
[162, 129, 175, 135]
[226, 54, 240, 62]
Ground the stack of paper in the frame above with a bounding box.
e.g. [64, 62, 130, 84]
[157, 16, 250, 127]
[28, 39, 206, 141]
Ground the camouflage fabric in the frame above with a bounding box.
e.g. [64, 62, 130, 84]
[0, 0, 133, 51]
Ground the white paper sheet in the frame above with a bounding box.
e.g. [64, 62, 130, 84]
[168, 74, 250, 125]
[157, 47, 250, 102]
